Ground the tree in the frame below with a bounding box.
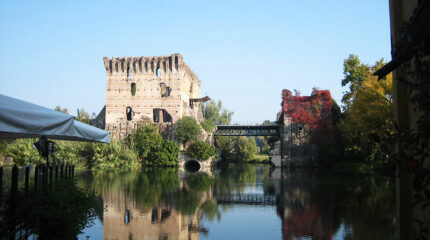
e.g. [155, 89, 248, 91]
[187, 141, 217, 160]
[175, 117, 201, 144]
[200, 119, 216, 132]
[341, 54, 371, 108]
[234, 136, 257, 161]
[215, 136, 235, 160]
[146, 140, 180, 167]
[339, 56, 393, 167]
[201, 100, 234, 125]
[54, 106, 69, 114]
[131, 125, 163, 161]
[76, 108, 90, 123]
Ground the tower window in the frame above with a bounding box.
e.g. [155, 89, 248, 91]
[156, 68, 161, 77]
[131, 83, 136, 96]
[126, 107, 133, 121]
[127, 66, 131, 78]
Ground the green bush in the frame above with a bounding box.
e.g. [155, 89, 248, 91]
[146, 140, 180, 167]
[92, 141, 138, 170]
[187, 141, 216, 160]
[4, 138, 44, 165]
[234, 136, 257, 161]
[200, 119, 216, 132]
[175, 116, 201, 144]
[131, 125, 163, 160]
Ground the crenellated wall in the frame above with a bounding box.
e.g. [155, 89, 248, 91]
[103, 54, 203, 139]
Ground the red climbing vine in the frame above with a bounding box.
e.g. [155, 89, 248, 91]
[282, 88, 334, 144]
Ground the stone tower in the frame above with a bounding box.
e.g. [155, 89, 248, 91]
[103, 54, 203, 138]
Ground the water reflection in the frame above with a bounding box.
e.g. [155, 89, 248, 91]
[274, 169, 395, 240]
[1, 165, 395, 239]
[77, 170, 216, 240]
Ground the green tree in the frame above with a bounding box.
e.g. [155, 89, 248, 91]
[175, 116, 201, 144]
[341, 54, 371, 107]
[200, 119, 216, 132]
[234, 136, 257, 161]
[201, 100, 234, 125]
[215, 136, 235, 160]
[146, 140, 180, 167]
[187, 141, 217, 160]
[131, 125, 163, 161]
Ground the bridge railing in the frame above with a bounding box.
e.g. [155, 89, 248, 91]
[216, 121, 278, 126]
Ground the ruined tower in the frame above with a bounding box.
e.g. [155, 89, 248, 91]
[103, 54, 203, 138]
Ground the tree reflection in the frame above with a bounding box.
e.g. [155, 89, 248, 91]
[275, 170, 395, 240]
[12, 181, 102, 240]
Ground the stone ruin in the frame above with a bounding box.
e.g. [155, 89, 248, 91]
[271, 89, 333, 167]
[93, 54, 207, 139]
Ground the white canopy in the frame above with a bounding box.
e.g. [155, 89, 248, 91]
[0, 93, 110, 143]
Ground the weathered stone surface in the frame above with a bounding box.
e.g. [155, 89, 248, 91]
[103, 54, 202, 139]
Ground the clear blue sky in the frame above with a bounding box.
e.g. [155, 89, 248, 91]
[0, 0, 391, 123]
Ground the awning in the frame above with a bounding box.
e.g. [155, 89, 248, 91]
[0, 93, 110, 143]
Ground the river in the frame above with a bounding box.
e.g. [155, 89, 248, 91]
[0, 164, 396, 239]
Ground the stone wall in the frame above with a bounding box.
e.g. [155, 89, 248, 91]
[103, 54, 203, 139]
[279, 112, 317, 167]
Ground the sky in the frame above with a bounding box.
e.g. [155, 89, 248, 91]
[0, 0, 391, 123]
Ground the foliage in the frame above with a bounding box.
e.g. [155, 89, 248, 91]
[54, 105, 69, 114]
[341, 54, 371, 106]
[76, 108, 90, 124]
[187, 140, 217, 160]
[215, 136, 235, 160]
[130, 124, 163, 160]
[146, 140, 180, 167]
[201, 100, 234, 125]
[200, 200, 220, 221]
[18, 181, 102, 239]
[186, 173, 215, 192]
[282, 89, 332, 130]
[175, 116, 201, 144]
[339, 56, 393, 166]
[92, 140, 138, 169]
[200, 119, 216, 132]
[216, 136, 258, 162]
[3, 138, 44, 165]
[234, 136, 257, 161]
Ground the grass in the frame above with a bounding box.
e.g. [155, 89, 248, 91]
[249, 153, 270, 163]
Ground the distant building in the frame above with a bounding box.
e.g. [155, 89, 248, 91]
[95, 54, 207, 139]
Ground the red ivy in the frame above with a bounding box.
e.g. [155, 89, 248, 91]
[281, 89, 334, 144]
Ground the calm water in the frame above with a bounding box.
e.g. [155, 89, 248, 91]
[1, 164, 396, 240]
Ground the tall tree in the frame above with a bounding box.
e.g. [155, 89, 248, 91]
[201, 100, 234, 125]
[339, 56, 393, 166]
[341, 54, 371, 108]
